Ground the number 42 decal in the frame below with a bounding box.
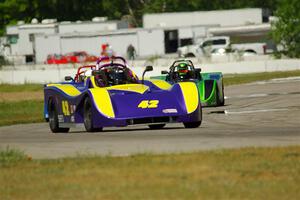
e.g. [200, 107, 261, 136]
[138, 100, 159, 109]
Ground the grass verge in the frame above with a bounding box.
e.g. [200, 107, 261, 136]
[0, 147, 27, 167]
[0, 100, 44, 126]
[0, 83, 43, 93]
[224, 70, 300, 86]
[0, 146, 299, 200]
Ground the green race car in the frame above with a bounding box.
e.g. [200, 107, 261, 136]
[150, 60, 225, 107]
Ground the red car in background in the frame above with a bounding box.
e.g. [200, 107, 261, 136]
[46, 54, 68, 64]
[65, 51, 98, 63]
[46, 51, 98, 64]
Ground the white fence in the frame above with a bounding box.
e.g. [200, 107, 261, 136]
[1, 58, 300, 84]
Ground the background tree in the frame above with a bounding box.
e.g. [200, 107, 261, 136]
[271, 0, 300, 58]
[0, 0, 38, 35]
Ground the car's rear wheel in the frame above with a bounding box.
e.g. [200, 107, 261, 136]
[148, 124, 166, 129]
[84, 98, 103, 132]
[48, 99, 69, 133]
[216, 85, 225, 106]
[183, 121, 201, 128]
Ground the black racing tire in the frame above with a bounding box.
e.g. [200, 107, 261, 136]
[183, 121, 201, 128]
[148, 124, 166, 129]
[84, 98, 103, 132]
[48, 99, 69, 133]
[216, 86, 225, 106]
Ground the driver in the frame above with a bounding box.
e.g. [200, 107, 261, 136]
[95, 66, 138, 87]
[174, 62, 194, 81]
[106, 67, 126, 85]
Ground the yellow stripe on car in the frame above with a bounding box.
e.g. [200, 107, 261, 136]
[89, 88, 115, 118]
[148, 79, 172, 90]
[91, 76, 149, 94]
[107, 84, 149, 94]
[178, 82, 199, 114]
[47, 84, 81, 97]
[90, 77, 97, 88]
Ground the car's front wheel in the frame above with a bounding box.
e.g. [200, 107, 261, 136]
[84, 98, 103, 132]
[148, 124, 166, 129]
[48, 99, 69, 133]
[183, 121, 201, 128]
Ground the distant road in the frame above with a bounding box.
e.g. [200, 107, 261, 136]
[1, 78, 300, 159]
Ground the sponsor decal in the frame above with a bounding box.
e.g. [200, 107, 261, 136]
[71, 115, 75, 122]
[58, 115, 64, 123]
[62, 101, 70, 116]
[138, 100, 159, 109]
[162, 109, 178, 113]
[70, 105, 76, 114]
[209, 74, 220, 80]
[62, 101, 76, 116]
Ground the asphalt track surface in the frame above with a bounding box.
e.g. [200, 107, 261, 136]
[1, 78, 300, 159]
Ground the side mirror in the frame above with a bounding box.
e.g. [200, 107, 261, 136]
[142, 66, 153, 84]
[65, 76, 74, 82]
[145, 65, 153, 72]
[195, 68, 202, 79]
[161, 70, 168, 75]
[195, 68, 201, 73]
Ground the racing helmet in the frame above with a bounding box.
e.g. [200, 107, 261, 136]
[177, 63, 189, 75]
[177, 63, 189, 74]
[105, 67, 131, 85]
[173, 62, 195, 81]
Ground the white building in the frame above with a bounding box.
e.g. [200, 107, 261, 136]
[33, 25, 213, 63]
[58, 18, 128, 34]
[143, 8, 273, 53]
[5, 18, 128, 64]
[34, 28, 166, 63]
[4, 8, 272, 64]
[143, 8, 266, 28]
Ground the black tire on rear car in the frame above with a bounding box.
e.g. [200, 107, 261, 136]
[183, 121, 201, 128]
[216, 86, 225, 106]
[48, 99, 69, 133]
[84, 98, 103, 132]
[148, 124, 166, 129]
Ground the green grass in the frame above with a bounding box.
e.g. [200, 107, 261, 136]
[0, 83, 43, 93]
[224, 70, 300, 86]
[0, 100, 44, 126]
[0, 147, 27, 167]
[0, 146, 299, 200]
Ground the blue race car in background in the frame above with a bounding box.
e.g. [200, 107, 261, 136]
[44, 56, 202, 133]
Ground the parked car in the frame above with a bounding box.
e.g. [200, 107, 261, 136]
[46, 51, 98, 64]
[177, 36, 267, 57]
[46, 54, 68, 64]
[65, 51, 98, 63]
[44, 56, 202, 133]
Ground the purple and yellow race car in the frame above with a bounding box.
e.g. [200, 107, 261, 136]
[44, 56, 202, 133]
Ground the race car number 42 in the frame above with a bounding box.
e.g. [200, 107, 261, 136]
[138, 100, 159, 108]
